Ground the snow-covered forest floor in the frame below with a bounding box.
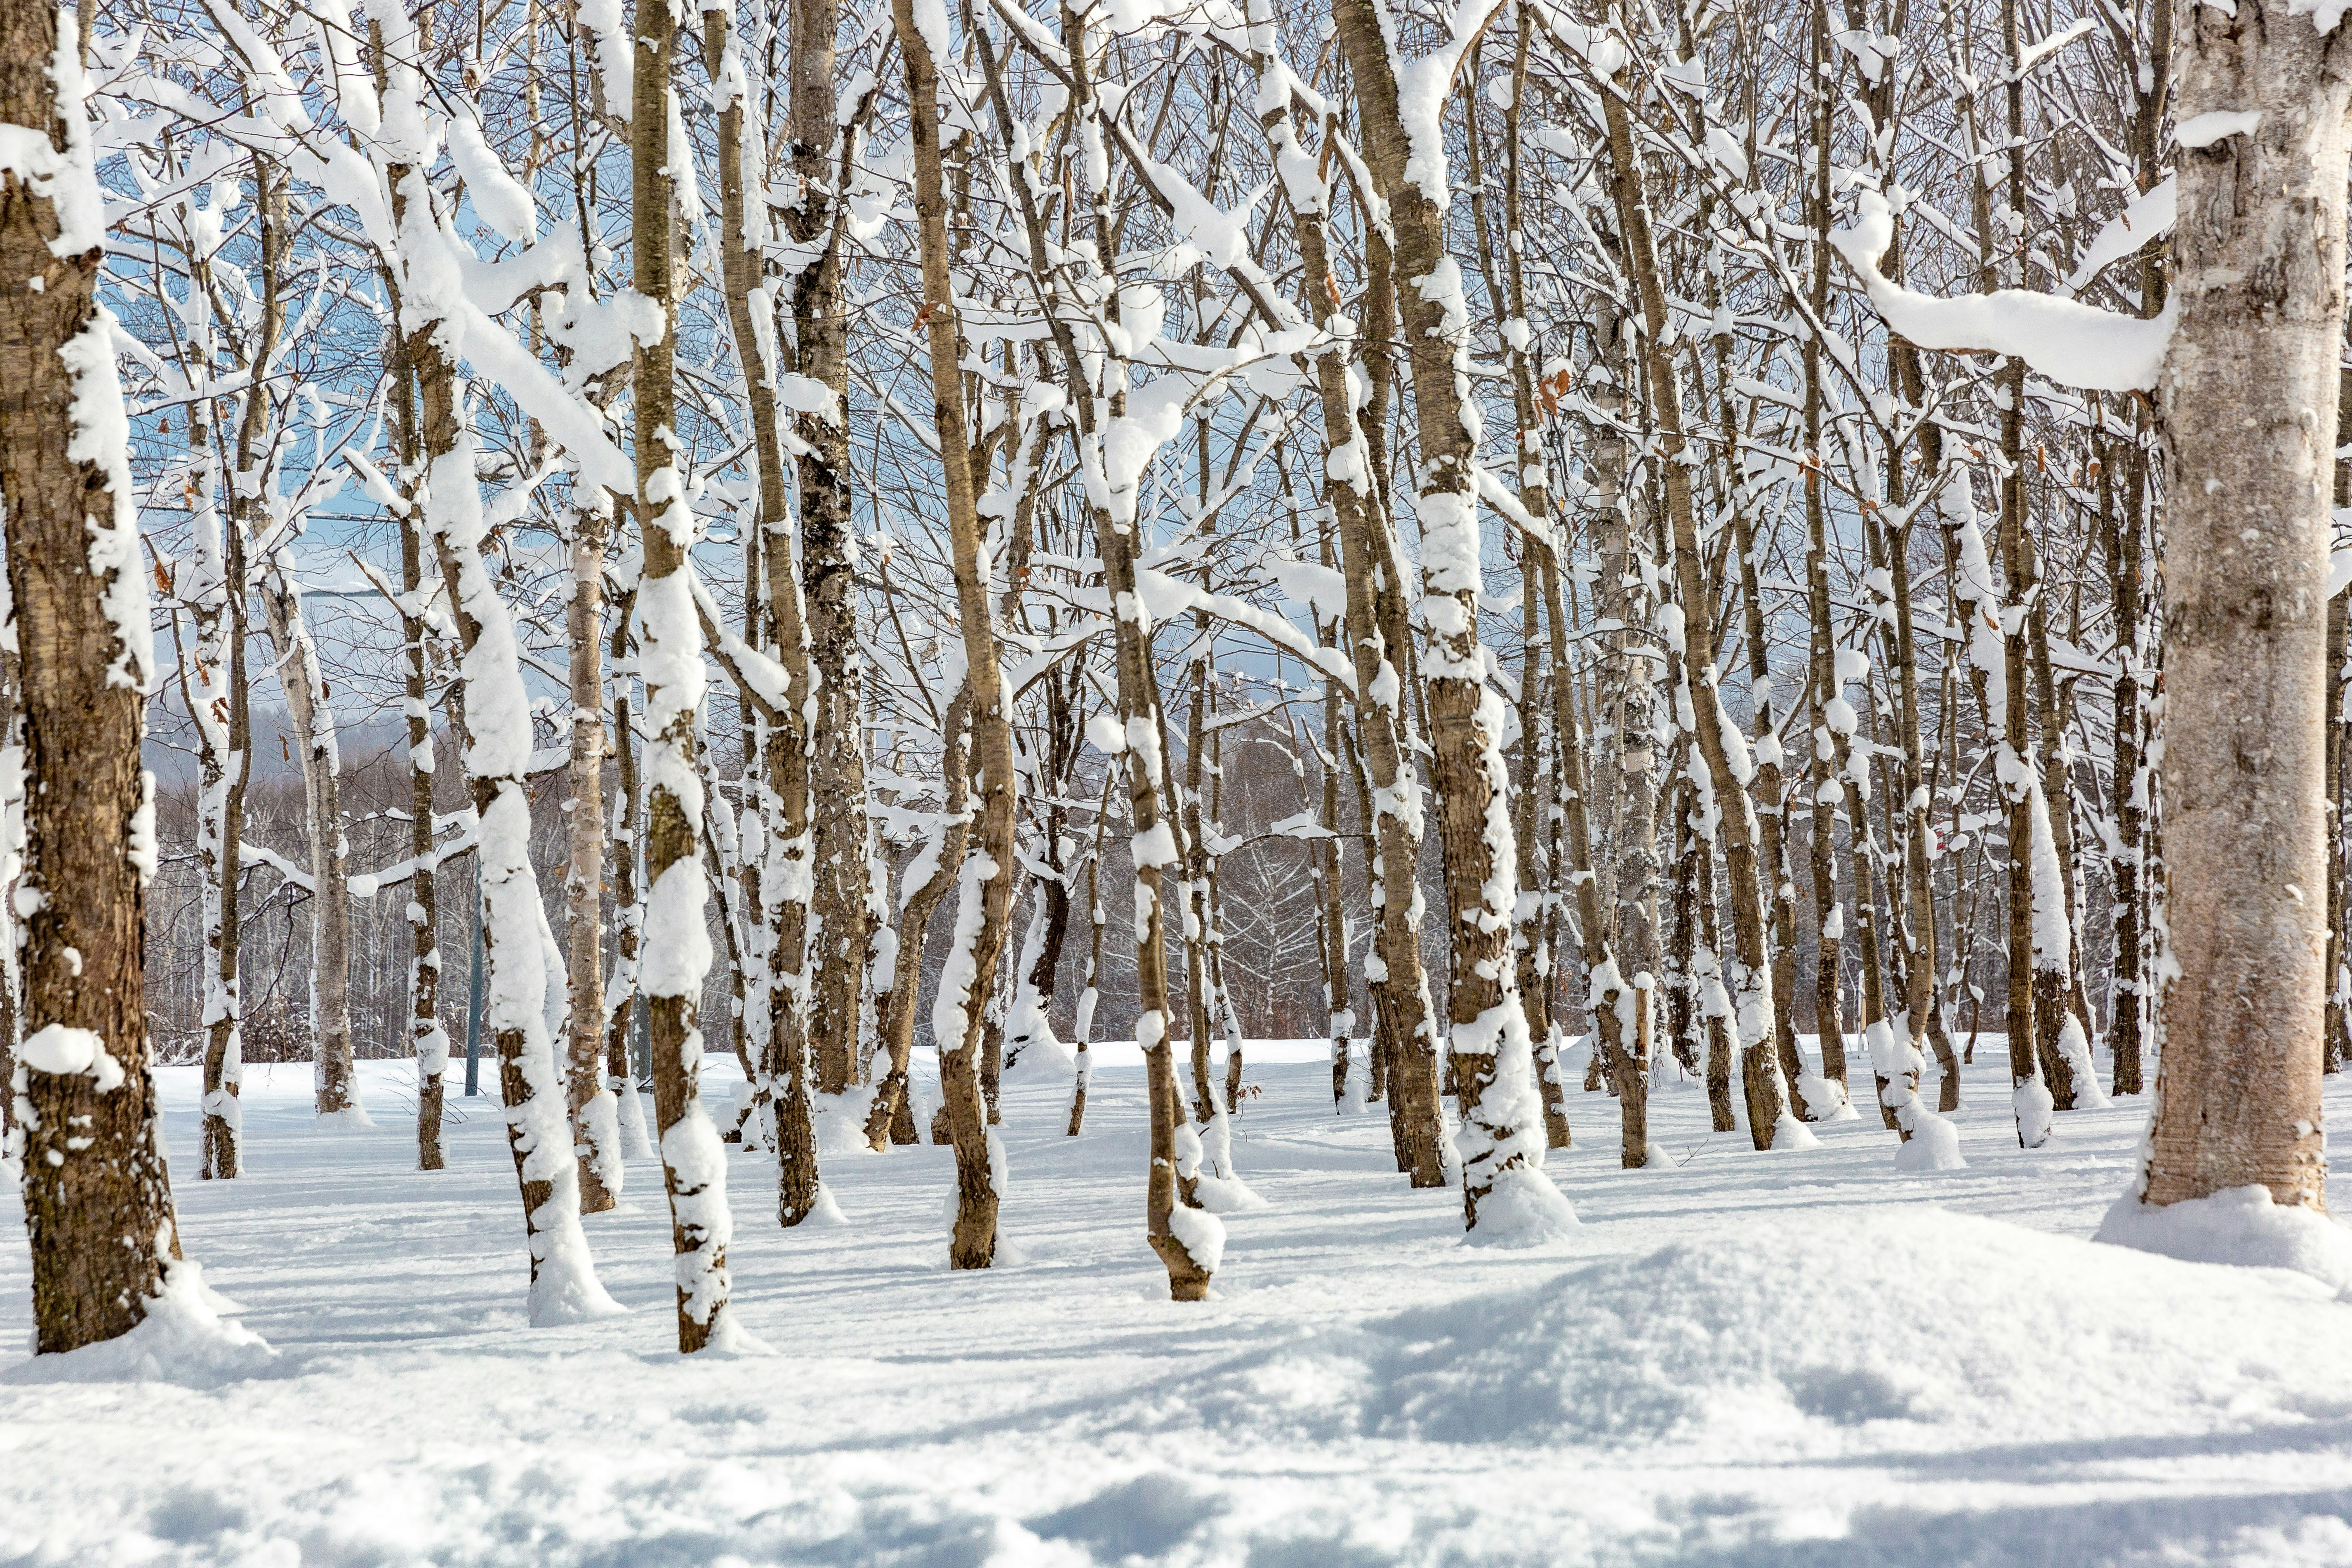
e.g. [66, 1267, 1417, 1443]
[6, 1047, 2352, 1567]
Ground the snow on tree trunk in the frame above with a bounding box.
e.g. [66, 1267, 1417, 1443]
[1332, 0, 1570, 1238]
[376, 0, 622, 1327]
[782, 0, 871, 1107]
[605, 591, 654, 1160]
[3, 0, 183, 1354]
[635, 0, 744, 1348]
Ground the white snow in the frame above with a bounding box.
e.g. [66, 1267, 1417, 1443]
[445, 112, 537, 243]
[2097, 1183, 2352, 1294]
[6, 1045, 2352, 1564]
[1165, 1201, 1227, 1275]
[2057, 1015, 2110, 1109]
[1833, 190, 2175, 392]
[2065, 177, 2176, 297]
[2176, 110, 2263, 148]
[1, 1257, 276, 1391]
[18, 1023, 123, 1091]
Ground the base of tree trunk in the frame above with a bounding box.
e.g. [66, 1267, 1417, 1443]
[1740, 1049, 1780, 1152]
[1151, 1233, 1212, 1300]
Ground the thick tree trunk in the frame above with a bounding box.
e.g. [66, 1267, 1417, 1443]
[2329, 392, 2352, 1077]
[2140, 0, 2351, 1212]
[0, 646, 20, 1170]
[4, 2, 181, 1353]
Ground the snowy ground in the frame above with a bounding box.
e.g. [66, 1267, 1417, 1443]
[5, 1041, 2352, 1567]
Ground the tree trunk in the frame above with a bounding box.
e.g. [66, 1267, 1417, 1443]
[187, 379, 249, 1179]
[1068, 776, 1110, 1136]
[864, 697, 968, 1151]
[699, 0, 820, 1223]
[2140, 0, 2351, 1212]
[565, 497, 619, 1211]
[4, 1, 181, 1353]
[633, 0, 742, 1346]
[387, 328, 444, 1171]
[890, 0, 1015, 1270]
[1333, 0, 1560, 1229]
[380, 0, 620, 1323]
[1247, 20, 1441, 1177]
[605, 590, 652, 1155]
[259, 573, 363, 1124]
[1799, 8, 1850, 1115]
[784, 0, 872, 1104]
[1597, 58, 1795, 1151]
[1293, 181, 1442, 1184]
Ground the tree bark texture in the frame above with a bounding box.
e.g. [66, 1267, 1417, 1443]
[2144, 0, 2352, 1212]
[3, 0, 180, 1354]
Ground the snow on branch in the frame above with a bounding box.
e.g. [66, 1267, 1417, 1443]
[1831, 191, 2174, 393]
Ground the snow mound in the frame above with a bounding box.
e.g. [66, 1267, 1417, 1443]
[2095, 1185, 2352, 1294]
[3, 1261, 280, 1390]
[798, 1182, 851, 1228]
[1794, 1070, 1857, 1121]
[1192, 1170, 1268, 1213]
[1002, 1036, 1077, 1079]
[812, 1085, 880, 1156]
[1163, 1208, 2352, 1459]
[2015, 1077, 2055, 1146]
[1462, 1165, 1579, 1248]
[698, 1307, 778, 1357]
[1769, 1111, 1820, 1149]
[2058, 1015, 2110, 1108]
[1892, 1111, 1967, 1170]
